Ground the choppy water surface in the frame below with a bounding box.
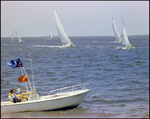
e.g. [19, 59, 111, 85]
[1, 36, 149, 118]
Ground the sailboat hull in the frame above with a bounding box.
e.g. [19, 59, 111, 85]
[114, 40, 122, 43]
[122, 46, 135, 49]
[62, 42, 76, 48]
[18, 38, 22, 42]
[1, 89, 90, 114]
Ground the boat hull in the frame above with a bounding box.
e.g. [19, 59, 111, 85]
[1, 89, 90, 114]
[43, 104, 79, 111]
[114, 40, 122, 43]
[122, 46, 134, 49]
[62, 42, 76, 48]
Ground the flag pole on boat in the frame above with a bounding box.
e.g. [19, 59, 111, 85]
[22, 67, 32, 90]
[20, 58, 32, 91]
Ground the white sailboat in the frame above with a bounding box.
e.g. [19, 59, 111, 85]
[54, 7, 75, 48]
[112, 17, 122, 43]
[1, 58, 90, 114]
[120, 18, 133, 48]
[10, 28, 15, 40]
[15, 29, 22, 42]
[49, 30, 53, 40]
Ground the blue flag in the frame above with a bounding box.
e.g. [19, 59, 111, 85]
[7, 58, 23, 68]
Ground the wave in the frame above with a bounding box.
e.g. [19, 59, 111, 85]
[91, 41, 100, 43]
[106, 46, 121, 49]
[33, 45, 64, 48]
[109, 41, 121, 43]
[1, 81, 8, 84]
[114, 97, 146, 103]
[106, 46, 137, 49]
[85, 46, 92, 48]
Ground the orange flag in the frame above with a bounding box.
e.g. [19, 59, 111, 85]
[18, 74, 28, 83]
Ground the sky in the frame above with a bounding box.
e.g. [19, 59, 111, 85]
[1, 1, 149, 37]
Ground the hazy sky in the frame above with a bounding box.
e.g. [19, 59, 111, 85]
[1, 1, 149, 37]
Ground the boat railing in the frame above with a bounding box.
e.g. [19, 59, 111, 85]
[48, 83, 89, 95]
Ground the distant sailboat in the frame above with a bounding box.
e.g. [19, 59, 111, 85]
[112, 17, 122, 43]
[53, 7, 75, 47]
[49, 30, 53, 40]
[10, 28, 15, 40]
[120, 18, 133, 48]
[15, 29, 22, 42]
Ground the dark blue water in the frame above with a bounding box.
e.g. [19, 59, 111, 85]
[1, 36, 149, 118]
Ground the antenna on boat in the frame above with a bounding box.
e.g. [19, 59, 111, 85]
[30, 51, 34, 87]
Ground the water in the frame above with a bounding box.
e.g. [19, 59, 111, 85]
[1, 35, 149, 118]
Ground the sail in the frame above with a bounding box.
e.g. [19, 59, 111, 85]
[49, 31, 53, 40]
[112, 17, 122, 42]
[120, 27, 125, 45]
[15, 29, 22, 42]
[121, 18, 130, 47]
[10, 28, 14, 40]
[54, 8, 71, 44]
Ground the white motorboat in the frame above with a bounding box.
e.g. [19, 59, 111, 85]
[1, 58, 90, 114]
[1, 83, 90, 114]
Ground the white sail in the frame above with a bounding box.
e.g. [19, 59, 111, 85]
[49, 31, 53, 40]
[10, 28, 15, 40]
[120, 18, 131, 47]
[120, 27, 125, 45]
[54, 7, 75, 47]
[112, 17, 122, 43]
[15, 29, 22, 42]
